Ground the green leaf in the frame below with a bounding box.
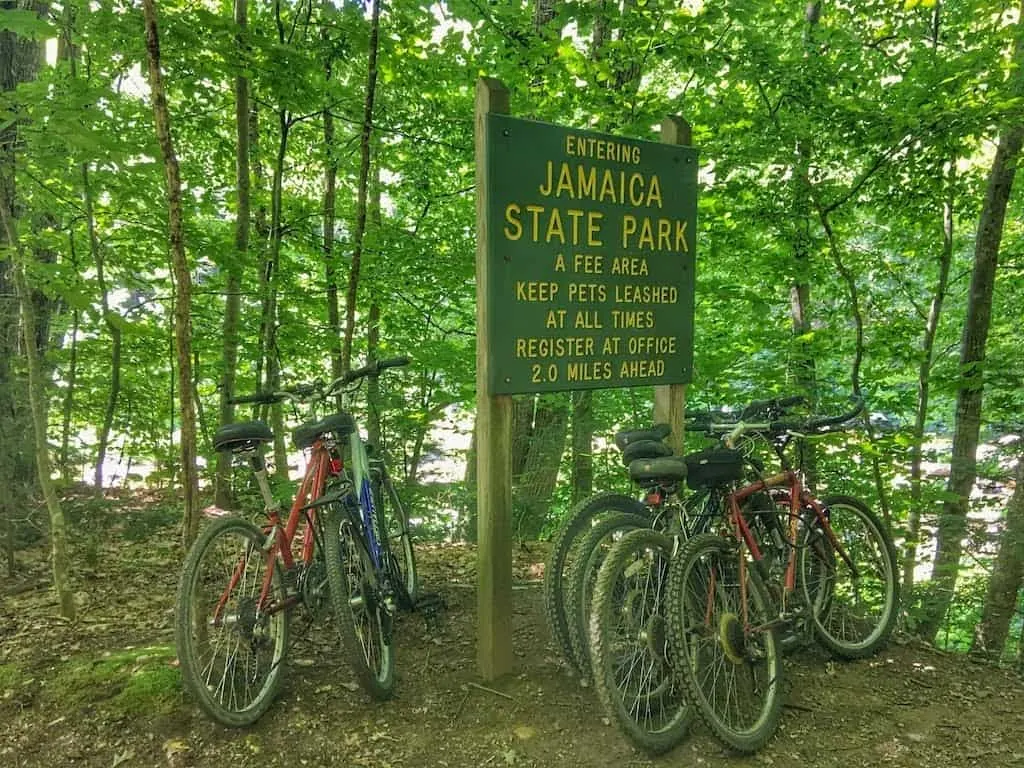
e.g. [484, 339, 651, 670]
[0, 9, 55, 39]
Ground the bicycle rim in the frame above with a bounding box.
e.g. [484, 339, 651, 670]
[801, 496, 898, 658]
[175, 517, 289, 726]
[378, 476, 418, 607]
[543, 492, 649, 674]
[325, 507, 395, 699]
[668, 533, 782, 753]
[590, 528, 692, 754]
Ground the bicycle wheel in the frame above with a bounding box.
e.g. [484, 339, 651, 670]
[543, 492, 649, 673]
[589, 528, 694, 754]
[324, 503, 395, 699]
[175, 516, 289, 726]
[566, 511, 651, 679]
[799, 495, 898, 658]
[667, 533, 783, 754]
[375, 472, 419, 608]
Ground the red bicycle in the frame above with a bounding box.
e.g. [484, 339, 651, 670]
[174, 358, 417, 726]
[666, 397, 899, 752]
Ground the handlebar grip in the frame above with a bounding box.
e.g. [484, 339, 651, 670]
[685, 414, 713, 431]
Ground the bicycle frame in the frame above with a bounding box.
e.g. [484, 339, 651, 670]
[213, 436, 342, 625]
[724, 469, 858, 624]
[348, 428, 385, 570]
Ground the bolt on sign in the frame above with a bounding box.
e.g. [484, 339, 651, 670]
[483, 114, 697, 395]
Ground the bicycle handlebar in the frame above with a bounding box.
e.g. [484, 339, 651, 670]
[334, 356, 411, 388]
[228, 357, 411, 406]
[687, 395, 865, 444]
[685, 394, 807, 432]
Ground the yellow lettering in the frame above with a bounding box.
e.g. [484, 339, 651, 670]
[515, 281, 559, 302]
[567, 283, 607, 302]
[675, 219, 689, 252]
[647, 176, 662, 208]
[503, 204, 522, 240]
[546, 207, 565, 244]
[566, 361, 613, 382]
[554, 253, 566, 272]
[577, 166, 597, 199]
[588, 212, 604, 247]
[573, 253, 603, 274]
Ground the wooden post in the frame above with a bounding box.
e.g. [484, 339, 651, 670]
[653, 116, 693, 455]
[474, 77, 514, 681]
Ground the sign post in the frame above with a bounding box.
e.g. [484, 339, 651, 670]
[474, 77, 514, 681]
[653, 116, 693, 456]
[474, 77, 697, 679]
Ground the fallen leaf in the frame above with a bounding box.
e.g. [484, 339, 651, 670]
[513, 725, 535, 740]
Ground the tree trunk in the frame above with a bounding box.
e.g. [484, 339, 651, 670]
[9, 250, 76, 619]
[215, 0, 249, 509]
[60, 304, 79, 483]
[904, 178, 954, 599]
[514, 394, 570, 540]
[81, 164, 121, 491]
[322, 1, 342, 385]
[340, 0, 382, 373]
[570, 391, 593, 506]
[919, 1, 1024, 639]
[0, 0, 46, 580]
[973, 453, 1024, 656]
[142, 0, 201, 548]
[264, 110, 289, 480]
[510, 398, 534, 480]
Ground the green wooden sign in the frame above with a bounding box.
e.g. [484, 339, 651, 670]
[483, 114, 697, 395]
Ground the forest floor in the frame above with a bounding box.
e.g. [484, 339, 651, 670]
[1, 492, 1023, 768]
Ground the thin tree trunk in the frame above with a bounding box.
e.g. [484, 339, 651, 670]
[904, 177, 954, 598]
[215, 0, 249, 508]
[515, 394, 570, 540]
[570, 391, 593, 506]
[142, 0, 201, 548]
[322, 1, 342, 385]
[9, 249, 75, 619]
[919, 0, 1024, 639]
[789, 1, 822, 487]
[340, 0, 382, 373]
[60, 305, 79, 483]
[818, 212, 891, 525]
[973, 454, 1024, 656]
[0, 0, 47, 579]
[365, 158, 383, 444]
[81, 164, 121, 491]
[263, 108, 289, 479]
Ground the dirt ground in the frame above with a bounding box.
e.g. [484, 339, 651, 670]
[2, 501, 1023, 768]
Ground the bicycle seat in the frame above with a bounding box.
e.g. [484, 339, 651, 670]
[614, 423, 672, 450]
[684, 448, 745, 489]
[213, 420, 274, 452]
[628, 455, 688, 483]
[621, 439, 673, 465]
[292, 412, 355, 449]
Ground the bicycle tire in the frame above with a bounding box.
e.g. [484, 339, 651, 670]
[324, 503, 396, 699]
[667, 533, 783, 754]
[589, 528, 694, 754]
[799, 495, 899, 658]
[376, 472, 419, 608]
[543, 492, 649, 673]
[175, 516, 290, 727]
[566, 511, 651, 680]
